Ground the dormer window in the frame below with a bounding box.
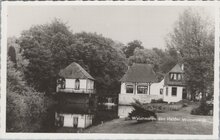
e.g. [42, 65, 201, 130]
[170, 73, 182, 81]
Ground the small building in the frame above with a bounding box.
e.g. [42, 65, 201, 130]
[162, 63, 186, 103]
[119, 63, 163, 105]
[56, 62, 95, 94]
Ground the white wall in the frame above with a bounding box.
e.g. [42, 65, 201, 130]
[120, 82, 126, 94]
[65, 79, 75, 89]
[87, 79, 94, 89]
[150, 79, 164, 96]
[64, 79, 87, 89]
[163, 86, 183, 103]
[80, 79, 87, 89]
[57, 78, 95, 93]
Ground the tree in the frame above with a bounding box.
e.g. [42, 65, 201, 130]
[67, 32, 127, 94]
[166, 9, 214, 100]
[123, 40, 144, 58]
[7, 58, 47, 132]
[18, 20, 127, 95]
[8, 46, 17, 65]
[19, 19, 74, 93]
[128, 48, 159, 68]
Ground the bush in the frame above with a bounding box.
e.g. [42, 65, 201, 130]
[191, 99, 213, 116]
[128, 100, 157, 122]
[7, 59, 49, 132]
[182, 103, 188, 107]
[151, 98, 167, 104]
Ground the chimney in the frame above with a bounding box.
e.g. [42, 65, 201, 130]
[181, 64, 184, 71]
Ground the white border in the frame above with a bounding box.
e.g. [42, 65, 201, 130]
[1, 1, 219, 139]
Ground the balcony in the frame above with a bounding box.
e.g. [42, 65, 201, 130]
[57, 88, 95, 94]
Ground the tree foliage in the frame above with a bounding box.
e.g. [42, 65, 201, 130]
[123, 40, 144, 58]
[166, 9, 214, 99]
[18, 20, 127, 94]
[7, 58, 47, 132]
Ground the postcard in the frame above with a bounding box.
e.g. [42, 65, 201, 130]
[0, 1, 219, 139]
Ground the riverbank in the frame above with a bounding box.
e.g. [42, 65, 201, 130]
[83, 105, 213, 134]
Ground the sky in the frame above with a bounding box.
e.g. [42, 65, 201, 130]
[7, 5, 215, 49]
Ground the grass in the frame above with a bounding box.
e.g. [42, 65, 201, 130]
[83, 103, 213, 134]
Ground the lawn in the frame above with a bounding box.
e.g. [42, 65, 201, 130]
[83, 104, 213, 134]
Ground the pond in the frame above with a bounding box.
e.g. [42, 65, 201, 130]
[41, 103, 133, 133]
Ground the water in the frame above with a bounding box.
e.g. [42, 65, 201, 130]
[41, 103, 128, 133]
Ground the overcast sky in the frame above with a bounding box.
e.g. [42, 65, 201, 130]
[7, 5, 214, 49]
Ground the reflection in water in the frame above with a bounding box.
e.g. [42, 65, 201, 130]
[42, 103, 133, 132]
[55, 104, 94, 128]
[43, 103, 118, 132]
[118, 105, 134, 118]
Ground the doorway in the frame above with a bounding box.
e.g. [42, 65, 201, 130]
[73, 117, 78, 128]
[182, 88, 187, 99]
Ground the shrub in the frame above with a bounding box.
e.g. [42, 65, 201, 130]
[191, 99, 213, 116]
[151, 98, 167, 104]
[128, 100, 157, 122]
[182, 103, 188, 107]
[7, 59, 50, 132]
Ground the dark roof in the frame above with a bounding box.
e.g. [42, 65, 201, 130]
[164, 64, 185, 86]
[120, 63, 157, 83]
[59, 62, 95, 80]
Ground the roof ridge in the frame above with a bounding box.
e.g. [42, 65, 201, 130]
[75, 63, 90, 79]
[59, 62, 94, 80]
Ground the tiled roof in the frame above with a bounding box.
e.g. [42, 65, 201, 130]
[120, 63, 157, 83]
[59, 62, 95, 80]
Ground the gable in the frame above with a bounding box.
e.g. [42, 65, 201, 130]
[164, 64, 185, 86]
[59, 62, 95, 80]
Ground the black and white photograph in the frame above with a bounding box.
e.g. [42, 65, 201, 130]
[0, 1, 219, 139]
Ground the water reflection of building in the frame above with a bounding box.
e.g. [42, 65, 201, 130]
[118, 105, 134, 118]
[55, 104, 95, 128]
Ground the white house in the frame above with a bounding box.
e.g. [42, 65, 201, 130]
[162, 63, 186, 103]
[119, 63, 163, 105]
[55, 104, 94, 128]
[56, 62, 95, 94]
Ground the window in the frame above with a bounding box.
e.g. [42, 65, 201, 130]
[170, 73, 182, 81]
[58, 78, 65, 89]
[160, 88, 163, 95]
[170, 73, 176, 80]
[137, 85, 148, 94]
[173, 74, 177, 80]
[170, 73, 174, 79]
[177, 74, 182, 80]
[126, 85, 134, 94]
[172, 87, 177, 96]
[75, 79, 80, 90]
[166, 87, 168, 96]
